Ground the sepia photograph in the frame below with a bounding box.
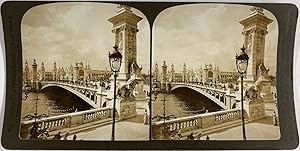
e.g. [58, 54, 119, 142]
[1, 0, 299, 149]
[20, 2, 151, 141]
[151, 4, 279, 140]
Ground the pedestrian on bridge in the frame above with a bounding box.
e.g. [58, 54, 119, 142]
[53, 132, 62, 140]
[187, 133, 194, 140]
[63, 132, 69, 140]
[143, 109, 148, 125]
[196, 132, 202, 140]
[273, 111, 278, 126]
[73, 134, 77, 140]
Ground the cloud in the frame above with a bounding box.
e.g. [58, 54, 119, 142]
[153, 4, 278, 75]
[21, 3, 277, 75]
[22, 2, 150, 73]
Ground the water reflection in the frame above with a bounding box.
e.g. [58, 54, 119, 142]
[21, 87, 91, 121]
[152, 88, 222, 119]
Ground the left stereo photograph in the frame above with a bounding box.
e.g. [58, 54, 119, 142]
[20, 2, 151, 141]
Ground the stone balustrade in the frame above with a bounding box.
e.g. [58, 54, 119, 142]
[20, 107, 111, 139]
[172, 82, 226, 93]
[152, 109, 241, 139]
[42, 81, 98, 92]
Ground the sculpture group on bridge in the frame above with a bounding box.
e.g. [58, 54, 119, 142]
[117, 74, 139, 102]
[244, 76, 264, 102]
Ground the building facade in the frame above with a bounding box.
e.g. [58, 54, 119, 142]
[23, 60, 111, 83]
[153, 62, 239, 85]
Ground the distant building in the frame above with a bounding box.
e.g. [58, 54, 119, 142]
[23, 60, 111, 83]
[153, 62, 239, 84]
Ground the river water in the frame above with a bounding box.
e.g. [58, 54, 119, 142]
[21, 87, 91, 121]
[152, 87, 222, 121]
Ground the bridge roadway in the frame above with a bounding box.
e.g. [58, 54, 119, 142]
[67, 113, 279, 141]
[170, 82, 236, 110]
[67, 116, 149, 141]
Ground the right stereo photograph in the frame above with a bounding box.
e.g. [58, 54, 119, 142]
[151, 4, 279, 140]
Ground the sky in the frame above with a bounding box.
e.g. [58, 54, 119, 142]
[22, 3, 278, 75]
[153, 4, 278, 75]
[22, 3, 150, 73]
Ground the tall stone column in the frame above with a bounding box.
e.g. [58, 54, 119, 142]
[24, 61, 30, 82]
[32, 59, 37, 81]
[239, 7, 273, 83]
[40, 62, 45, 81]
[108, 5, 142, 80]
[106, 5, 143, 120]
[153, 62, 160, 82]
[182, 63, 187, 82]
[31, 59, 38, 90]
[52, 62, 57, 81]
[236, 7, 274, 103]
[161, 61, 168, 92]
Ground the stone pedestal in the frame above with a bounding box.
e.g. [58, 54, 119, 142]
[260, 82, 274, 102]
[243, 100, 266, 121]
[106, 93, 137, 120]
[118, 101, 137, 120]
[261, 93, 274, 102]
[134, 82, 147, 101]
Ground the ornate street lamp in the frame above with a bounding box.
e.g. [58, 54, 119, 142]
[147, 83, 159, 101]
[235, 46, 249, 140]
[108, 45, 122, 141]
[23, 82, 48, 139]
[151, 83, 176, 139]
[145, 82, 159, 140]
[22, 83, 32, 101]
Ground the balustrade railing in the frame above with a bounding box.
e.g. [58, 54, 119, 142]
[42, 81, 99, 91]
[152, 109, 241, 139]
[20, 107, 111, 139]
[173, 82, 226, 93]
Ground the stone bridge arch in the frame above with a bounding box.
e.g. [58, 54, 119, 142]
[41, 84, 97, 108]
[170, 85, 227, 109]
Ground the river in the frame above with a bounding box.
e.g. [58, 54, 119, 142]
[21, 87, 91, 121]
[152, 87, 222, 121]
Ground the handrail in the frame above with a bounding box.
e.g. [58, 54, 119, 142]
[152, 109, 241, 139]
[21, 107, 111, 125]
[152, 108, 240, 125]
[20, 107, 112, 139]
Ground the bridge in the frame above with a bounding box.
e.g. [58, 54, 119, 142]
[169, 82, 237, 110]
[39, 81, 108, 108]
[21, 80, 147, 139]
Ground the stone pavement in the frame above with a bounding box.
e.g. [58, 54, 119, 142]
[65, 102, 279, 141]
[195, 102, 280, 140]
[68, 115, 149, 141]
[205, 119, 280, 140]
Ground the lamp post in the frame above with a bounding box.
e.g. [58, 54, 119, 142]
[235, 46, 249, 140]
[146, 82, 159, 140]
[23, 81, 48, 139]
[147, 83, 159, 101]
[151, 83, 176, 139]
[22, 83, 32, 101]
[108, 45, 122, 141]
